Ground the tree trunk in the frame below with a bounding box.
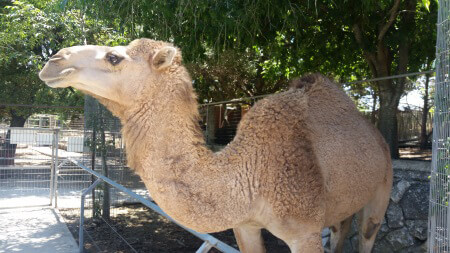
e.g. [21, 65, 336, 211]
[351, 0, 417, 159]
[0, 112, 28, 166]
[371, 89, 378, 125]
[420, 74, 430, 149]
[378, 87, 400, 159]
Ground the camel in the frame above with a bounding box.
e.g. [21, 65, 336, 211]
[39, 39, 392, 253]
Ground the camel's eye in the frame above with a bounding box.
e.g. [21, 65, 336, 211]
[106, 53, 123, 66]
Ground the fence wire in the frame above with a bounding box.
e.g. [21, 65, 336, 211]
[0, 127, 90, 209]
[0, 127, 57, 208]
[429, 0, 450, 252]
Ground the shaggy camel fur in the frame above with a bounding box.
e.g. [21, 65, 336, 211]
[39, 39, 393, 253]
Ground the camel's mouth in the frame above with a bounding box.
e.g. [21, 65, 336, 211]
[39, 66, 76, 88]
[44, 78, 68, 88]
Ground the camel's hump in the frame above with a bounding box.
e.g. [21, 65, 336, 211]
[289, 73, 325, 91]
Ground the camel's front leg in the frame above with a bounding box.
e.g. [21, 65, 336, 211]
[233, 225, 265, 253]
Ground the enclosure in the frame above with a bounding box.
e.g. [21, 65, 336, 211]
[0, 0, 447, 252]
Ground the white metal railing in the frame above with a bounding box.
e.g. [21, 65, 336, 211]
[68, 158, 240, 253]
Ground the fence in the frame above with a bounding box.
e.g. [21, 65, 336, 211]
[0, 70, 436, 251]
[71, 71, 434, 252]
[0, 127, 58, 208]
[0, 127, 87, 208]
[428, 0, 450, 251]
[56, 130, 147, 208]
[68, 158, 239, 253]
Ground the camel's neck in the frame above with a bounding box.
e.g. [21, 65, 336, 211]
[116, 81, 245, 232]
[121, 85, 212, 176]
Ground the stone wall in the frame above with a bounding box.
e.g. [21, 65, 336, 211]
[328, 160, 431, 252]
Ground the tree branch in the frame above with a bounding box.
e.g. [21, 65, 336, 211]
[352, 22, 365, 48]
[395, 0, 417, 96]
[352, 22, 378, 76]
[378, 0, 402, 43]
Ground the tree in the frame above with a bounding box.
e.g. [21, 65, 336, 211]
[419, 60, 435, 149]
[0, 0, 81, 164]
[342, 0, 437, 157]
[0, 0, 86, 123]
[65, 0, 437, 158]
[0, 0, 126, 165]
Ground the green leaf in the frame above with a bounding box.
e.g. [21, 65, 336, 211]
[421, 0, 431, 11]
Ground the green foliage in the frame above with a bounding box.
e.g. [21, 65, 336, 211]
[62, 0, 437, 157]
[68, 0, 437, 101]
[0, 0, 82, 122]
[0, 0, 129, 124]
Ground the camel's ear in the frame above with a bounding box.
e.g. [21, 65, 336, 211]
[152, 46, 177, 71]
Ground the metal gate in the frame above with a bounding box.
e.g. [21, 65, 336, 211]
[0, 127, 87, 208]
[0, 127, 59, 208]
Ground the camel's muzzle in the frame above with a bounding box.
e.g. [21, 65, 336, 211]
[39, 61, 75, 88]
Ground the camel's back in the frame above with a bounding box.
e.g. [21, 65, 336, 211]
[230, 74, 391, 224]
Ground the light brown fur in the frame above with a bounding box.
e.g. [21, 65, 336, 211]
[39, 39, 393, 252]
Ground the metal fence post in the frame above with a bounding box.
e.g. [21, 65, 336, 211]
[79, 178, 103, 253]
[196, 241, 215, 253]
[205, 104, 210, 145]
[54, 129, 60, 208]
[90, 128, 97, 218]
[49, 129, 56, 206]
[69, 158, 240, 253]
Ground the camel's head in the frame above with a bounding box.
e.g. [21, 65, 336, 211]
[39, 39, 181, 109]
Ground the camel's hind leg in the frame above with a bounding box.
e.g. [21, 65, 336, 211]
[329, 215, 353, 253]
[357, 184, 391, 253]
[287, 231, 323, 253]
[233, 225, 265, 253]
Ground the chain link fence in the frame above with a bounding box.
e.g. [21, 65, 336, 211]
[428, 0, 450, 251]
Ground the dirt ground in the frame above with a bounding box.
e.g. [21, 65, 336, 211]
[59, 204, 291, 253]
[399, 146, 432, 160]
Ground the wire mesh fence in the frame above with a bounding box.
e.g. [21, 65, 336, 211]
[0, 127, 91, 209]
[54, 97, 153, 252]
[54, 129, 89, 208]
[0, 127, 58, 208]
[429, 0, 450, 252]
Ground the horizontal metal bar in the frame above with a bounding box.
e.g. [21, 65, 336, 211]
[198, 70, 435, 107]
[0, 127, 60, 131]
[4, 157, 70, 160]
[342, 70, 435, 86]
[199, 94, 271, 107]
[68, 158, 240, 253]
[57, 181, 91, 184]
[0, 167, 51, 170]
[0, 103, 83, 109]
